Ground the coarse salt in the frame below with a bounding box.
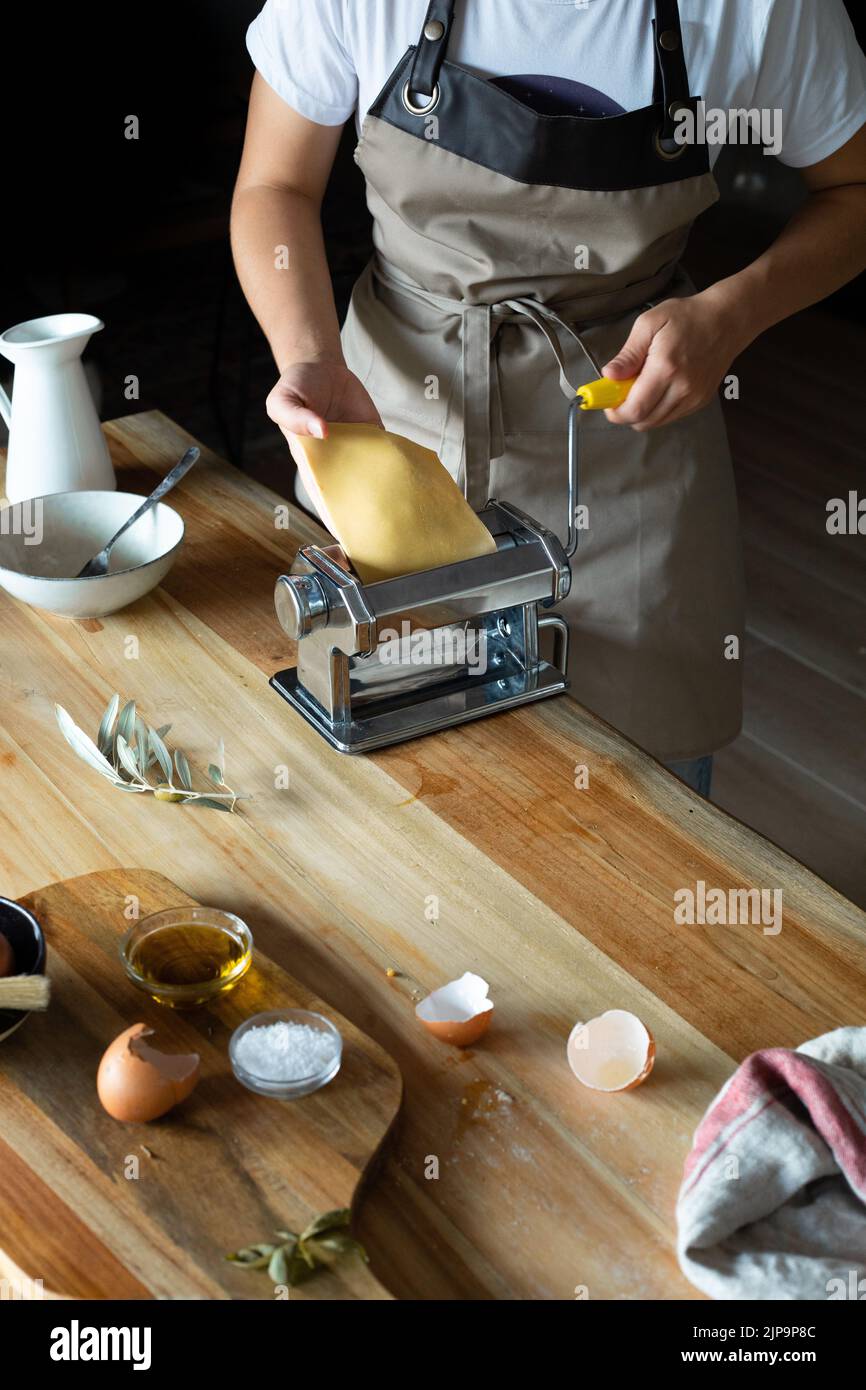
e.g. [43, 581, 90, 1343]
[235, 1020, 338, 1080]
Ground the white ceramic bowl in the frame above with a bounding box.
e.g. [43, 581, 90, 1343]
[0, 490, 184, 618]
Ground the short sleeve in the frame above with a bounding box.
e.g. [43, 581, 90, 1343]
[753, 0, 866, 167]
[246, 0, 358, 126]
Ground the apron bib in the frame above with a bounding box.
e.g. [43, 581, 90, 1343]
[341, 0, 744, 761]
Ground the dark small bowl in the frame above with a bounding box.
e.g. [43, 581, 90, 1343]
[0, 898, 46, 1041]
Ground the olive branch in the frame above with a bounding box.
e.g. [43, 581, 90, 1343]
[55, 694, 242, 812]
[226, 1209, 368, 1288]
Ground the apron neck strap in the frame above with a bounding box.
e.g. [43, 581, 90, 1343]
[407, 0, 693, 142]
[408, 0, 456, 104]
[652, 0, 692, 146]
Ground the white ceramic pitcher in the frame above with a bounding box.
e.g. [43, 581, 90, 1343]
[0, 313, 116, 503]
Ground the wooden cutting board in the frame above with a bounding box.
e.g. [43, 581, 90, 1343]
[0, 869, 402, 1300]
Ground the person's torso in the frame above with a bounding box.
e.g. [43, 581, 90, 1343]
[342, 0, 769, 161]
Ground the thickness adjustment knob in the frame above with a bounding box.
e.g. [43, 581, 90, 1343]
[274, 574, 329, 641]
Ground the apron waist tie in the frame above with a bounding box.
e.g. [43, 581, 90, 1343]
[371, 260, 674, 510]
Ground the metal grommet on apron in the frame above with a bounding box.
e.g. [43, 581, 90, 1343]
[341, 0, 744, 762]
[401, 82, 440, 116]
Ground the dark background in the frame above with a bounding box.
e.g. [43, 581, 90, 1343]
[4, 1, 866, 904]
[4, 0, 366, 482]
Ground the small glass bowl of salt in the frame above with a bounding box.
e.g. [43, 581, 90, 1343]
[229, 1009, 342, 1099]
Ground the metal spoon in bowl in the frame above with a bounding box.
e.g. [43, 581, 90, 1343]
[76, 447, 200, 578]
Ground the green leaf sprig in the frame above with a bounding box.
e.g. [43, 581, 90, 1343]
[226, 1209, 368, 1288]
[56, 695, 242, 812]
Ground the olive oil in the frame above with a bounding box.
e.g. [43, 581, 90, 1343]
[128, 923, 250, 1005]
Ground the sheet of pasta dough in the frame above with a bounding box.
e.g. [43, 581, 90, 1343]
[291, 423, 496, 584]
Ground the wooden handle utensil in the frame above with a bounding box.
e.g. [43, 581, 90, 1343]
[0, 975, 51, 1011]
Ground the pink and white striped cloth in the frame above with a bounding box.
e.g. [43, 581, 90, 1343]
[677, 1027, 866, 1300]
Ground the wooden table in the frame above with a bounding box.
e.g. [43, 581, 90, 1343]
[2, 410, 864, 1300]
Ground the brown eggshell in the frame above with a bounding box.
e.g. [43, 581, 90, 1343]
[0, 932, 14, 978]
[415, 972, 494, 1049]
[420, 1010, 494, 1048]
[618, 1031, 656, 1091]
[97, 1022, 200, 1123]
[567, 1009, 655, 1093]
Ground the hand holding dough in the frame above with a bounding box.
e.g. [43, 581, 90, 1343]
[290, 423, 496, 584]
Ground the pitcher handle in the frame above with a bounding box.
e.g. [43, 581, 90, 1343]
[0, 382, 10, 429]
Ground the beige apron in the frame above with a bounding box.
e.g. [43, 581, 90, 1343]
[340, 0, 744, 761]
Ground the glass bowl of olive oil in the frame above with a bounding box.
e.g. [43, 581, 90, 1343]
[120, 907, 253, 1008]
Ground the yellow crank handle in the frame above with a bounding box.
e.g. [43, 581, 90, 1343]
[576, 377, 636, 411]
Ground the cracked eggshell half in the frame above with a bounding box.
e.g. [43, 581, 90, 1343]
[97, 1022, 201, 1122]
[415, 971, 494, 1047]
[567, 1009, 655, 1092]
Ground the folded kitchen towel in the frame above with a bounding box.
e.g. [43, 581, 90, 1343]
[677, 1026, 866, 1301]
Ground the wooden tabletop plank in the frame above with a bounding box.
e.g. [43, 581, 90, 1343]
[0, 1134, 152, 1300]
[1, 410, 863, 1300]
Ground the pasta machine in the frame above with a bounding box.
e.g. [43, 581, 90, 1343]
[271, 381, 629, 753]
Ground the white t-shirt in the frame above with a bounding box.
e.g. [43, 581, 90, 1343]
[247, 0, 866, 168]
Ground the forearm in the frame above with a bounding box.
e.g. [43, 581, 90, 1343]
[604, 178, 866, 430]
[230, 183, 344, 373]
[702, 183, 866, 352]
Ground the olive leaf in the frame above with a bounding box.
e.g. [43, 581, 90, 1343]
[286, 1247, 316, 1286]
[268, 1246, 291, 1285]
[148, 727, 174, 784]
[116, 734, 143, 783]
[208, 736, 226, 787]
[226, 1243, 276, 1269]
[182, 796, 232, 812]
[297, 1239, 317, 1270]
[116, 699, 137, 746]
[314, 1233, 369, 1261]
[174, 749, 193, 790]
[55, 705, 126, 785]
[133, 715, 150, 774]
[301, 1209, 351, 1241]
[96, 693, 120, 757]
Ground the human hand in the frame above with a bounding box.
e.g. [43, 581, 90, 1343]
[601, 290, 745, 431]
[266, 358, 383, 450]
